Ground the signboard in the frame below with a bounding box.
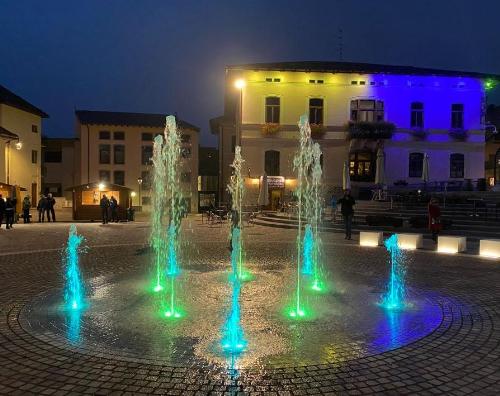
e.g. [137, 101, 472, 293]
[263, 176, 285, 189]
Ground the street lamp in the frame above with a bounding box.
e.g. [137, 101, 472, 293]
[234, 78, 245, 146]
[137, 177, 143, 208]
[6, 139, 22, 185]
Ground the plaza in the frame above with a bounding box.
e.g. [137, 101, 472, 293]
[0, 218, 499, 395]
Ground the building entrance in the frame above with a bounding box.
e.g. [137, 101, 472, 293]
[269, 189, 283, 211]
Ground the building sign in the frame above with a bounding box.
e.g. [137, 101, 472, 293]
[264, 176, 285, 189]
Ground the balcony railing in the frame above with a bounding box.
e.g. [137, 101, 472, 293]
[347, 121, 395, 139]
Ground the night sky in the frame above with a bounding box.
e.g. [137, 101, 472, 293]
[1, 0, 500, 146]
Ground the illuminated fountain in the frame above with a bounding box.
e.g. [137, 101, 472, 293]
[64, 224, 85, 311]
[222, 146, 247, 353]
[149, 115, 184, 318]
[289, 115, 326, 318]
[381, 234, 407, 310]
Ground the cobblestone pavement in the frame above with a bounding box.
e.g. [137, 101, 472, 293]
[1, 218, 500, 395]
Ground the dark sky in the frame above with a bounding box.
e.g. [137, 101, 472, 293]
[1, 0, 500, 146]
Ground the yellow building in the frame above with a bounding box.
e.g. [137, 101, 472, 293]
[0, 84, 48, 202]
[212, 61, 497, 205]
[75, 110, 199, 212]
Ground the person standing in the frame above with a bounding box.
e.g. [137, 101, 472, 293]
[428, 197, 442, 243]
[337, 189, 356, 240]
[37, 194, 47, 222]
[5, 197, 15, 229]
[46, 193, 56, 222]
[22, 196, 31, 223]
[0, 194, 5, 228]
[110, 196, 118, 222]
[100, 194, 110, 224]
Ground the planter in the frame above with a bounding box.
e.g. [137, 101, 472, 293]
[261, 123, 281, 136]
[348, 121, 395, 140]
[310, 123, 326, 139]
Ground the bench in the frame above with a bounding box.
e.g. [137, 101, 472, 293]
[479, 239, 500, 259]
[396, 233, 423, 250]
[438, 236, 467, 253]
[359, 231, 383, 247]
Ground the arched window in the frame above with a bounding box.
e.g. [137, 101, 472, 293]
[265, 150, 280, 176]
[408, 152, 424, 178]
[265, 97, 280, 123]
[410, 102, 424, 128]
[450, 153, 464, 178]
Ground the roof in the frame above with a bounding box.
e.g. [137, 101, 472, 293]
[0, 126, 19, 140]
[75, 110, 199, 131]
[65, 182, 132, 192]
[0, 84, 49, 118]
[227, 61, 500, 80]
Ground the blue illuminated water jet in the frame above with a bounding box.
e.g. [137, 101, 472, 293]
[381, 234, 406, 310]
[166, 223, 179, 277]
[64, 224, 85, 311]
[302, 224, 314, 275]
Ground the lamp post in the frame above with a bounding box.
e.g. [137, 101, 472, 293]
[137, 177, 143, 208]
[234, 79, 245, 147]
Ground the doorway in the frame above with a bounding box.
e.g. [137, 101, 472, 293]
[31, 183, 37, 207]
[269, 189, 283, 211]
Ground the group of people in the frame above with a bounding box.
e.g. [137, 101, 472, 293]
[0, 194, 17, 229]
[99, 194, 119, 224]
[36, 193, 57, 222]
[331, 190, 442, 242]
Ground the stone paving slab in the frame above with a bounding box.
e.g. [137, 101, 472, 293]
[0, 221, 499, 394]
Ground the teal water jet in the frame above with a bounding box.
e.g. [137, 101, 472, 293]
[302, 224, 314, 275]
[64, 224, 85, 311]
[222, 146, 247, 353]
[381, 234, 406, 310]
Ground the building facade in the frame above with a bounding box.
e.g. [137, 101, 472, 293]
[0, 84, 48, 202]
[75, 110, 199, 212]
[485, 104, 500, 187]
[211, 61, 498, 204]
[41, 137, 77, 203]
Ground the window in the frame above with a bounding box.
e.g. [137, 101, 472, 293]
[265, 96, 280, 123]
[181, 134, 191, 143]
[114, 145, 125, 164]
[266, 77, 273, 82]
[309, 79, 316, 84]
[309, 98, 324, 125]
[99, 170, 110, 182]
[451, 104, 464, 129]
[142, 132, 153, 141]
[99, 144, 110, 164]
[317, 80, 324, 84]
[31, 150, 38, 164]
[181, 147, 191, 158]
[411, 102, 424, 128]
[181, 172, 191, 183]
[350, 100, 384, 122]
[450, 153, 464, 178]
[349, 152, 375, 182]
[141, 145, 153, 165]
[273, 78, 281, 82]
[114, 170, 125, 186]
[141, 171, 151, 190]
[408, 152, 424, 178]
[351, 81, 358, 85]
[99, 131, 110, 139]
[32, 124, 38, 133]
[44, 151, 62, 163]
[113, 131, 125, 140]
[265, 150, 280, 176]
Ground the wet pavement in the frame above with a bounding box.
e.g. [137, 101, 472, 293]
[1, 218, 500, 394]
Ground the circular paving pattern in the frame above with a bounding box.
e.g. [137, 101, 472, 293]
[1, 232, 500, 394]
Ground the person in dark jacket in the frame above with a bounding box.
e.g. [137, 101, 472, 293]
[337, 189, 356, 240]
[100, 194, 110, 224]
[37, 194, 47, 222]
[22, 196, 31, 223]
[0, 194, 5, 228]
[5, 197, 15, 229]
[110, 196, 118, 222]
[46, 193, 56, 222]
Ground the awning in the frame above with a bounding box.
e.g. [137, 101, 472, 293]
[0, 126, 19, 140]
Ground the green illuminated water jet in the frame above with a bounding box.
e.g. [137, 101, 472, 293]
[222, 146, 247, 353]
[289, 115, 327, 319]
[381, 234, 406, 310]
[64, 224, 85, 311]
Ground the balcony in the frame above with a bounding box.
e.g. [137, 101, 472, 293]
[347, 121, 395, 140]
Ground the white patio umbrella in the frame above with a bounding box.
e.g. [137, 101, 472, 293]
[258, 173, 269, 206]
[343, 160, 351, 191]
[375, 148, 385, 185]
[422, 153, 430, 183]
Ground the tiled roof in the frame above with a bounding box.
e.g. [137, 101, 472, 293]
[75, 110, 199, 131]
[0, 84, 49, 118]
[227, 61, 500, 80]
